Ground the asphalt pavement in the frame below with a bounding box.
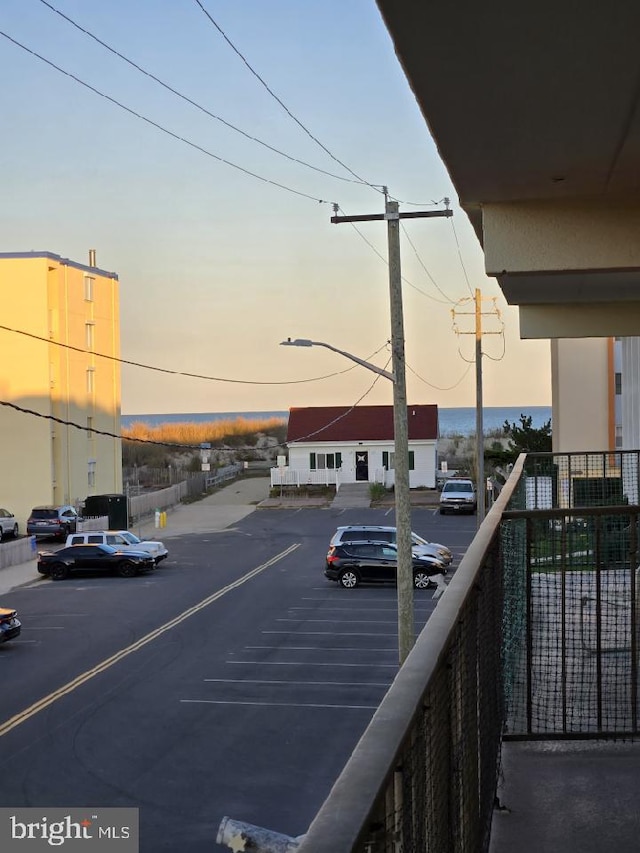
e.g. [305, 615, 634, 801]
[0, 476, 273, 597]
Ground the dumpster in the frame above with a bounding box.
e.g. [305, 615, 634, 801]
[83, 494, 129, 530]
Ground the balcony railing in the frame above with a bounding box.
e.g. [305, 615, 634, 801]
[293, 450, 640, 853]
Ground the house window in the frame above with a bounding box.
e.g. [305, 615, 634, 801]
[383, 451, 415, 470]
[615, 372, 622, 395]
[310, 452, 342, 470]
[86, 367, 95, 394]
[88, 459, 96, 488]
[84, 275, 94, 302]
[85, 322, 95, 351]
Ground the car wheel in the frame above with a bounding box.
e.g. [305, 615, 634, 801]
[117, 561, 137, 578]
[439, 508, 445, 515]
[339, 569, 360, 589]
[413, 571, 433, 589]
[50, 563, 69, 581]
[11, 524, 18, 538]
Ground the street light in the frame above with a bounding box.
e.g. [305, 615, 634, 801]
[280, 338, 395, 381]
[280, 336, 415, 665]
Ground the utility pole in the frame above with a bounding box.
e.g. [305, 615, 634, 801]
[332, 193, 452, 664]
[475, 287, 484, 523]
[452, 289, 503, 525]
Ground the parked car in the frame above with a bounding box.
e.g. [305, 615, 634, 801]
[27, 505, 79, 539]
[0, 508, 19, 540]
[325, 541, 447, 589]
[439, 478, 477, 514]
[0, 606, 21, 643]
[330, 525, 453, 565]
[37, 544, 156, 580]
[66, 530, 168, 563]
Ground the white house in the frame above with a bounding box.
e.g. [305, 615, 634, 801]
[272, 404, 439, 489]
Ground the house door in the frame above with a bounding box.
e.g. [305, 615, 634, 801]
[355, 450, 369, 481]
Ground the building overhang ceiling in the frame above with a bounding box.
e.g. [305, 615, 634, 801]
[376, 2, 640, 336]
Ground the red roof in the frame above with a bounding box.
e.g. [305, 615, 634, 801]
[286, 405, 438, 443]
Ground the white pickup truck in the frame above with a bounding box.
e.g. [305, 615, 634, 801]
[65, 530, 169, 563]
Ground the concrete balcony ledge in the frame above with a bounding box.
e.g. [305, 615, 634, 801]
[490, 739, 640, 853]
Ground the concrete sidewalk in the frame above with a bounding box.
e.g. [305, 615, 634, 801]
[0, 476, 272, 597]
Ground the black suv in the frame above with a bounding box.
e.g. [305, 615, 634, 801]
[325, 541, 447, 589]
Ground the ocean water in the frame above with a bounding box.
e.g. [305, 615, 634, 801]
[121, 406, 552, 438]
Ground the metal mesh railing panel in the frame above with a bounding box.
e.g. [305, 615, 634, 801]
[503, 453, 640, 737]
[348, 543, 504, 853]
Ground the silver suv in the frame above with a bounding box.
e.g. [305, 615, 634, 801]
[329, 525, 452, 565]
[439, 479, 477, 514]
[27, 505, 79, 539]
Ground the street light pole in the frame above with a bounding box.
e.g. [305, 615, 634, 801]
[281, 333, 413, 663]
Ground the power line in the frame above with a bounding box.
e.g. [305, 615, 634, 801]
[406, 361, 472, 391]
[289, 359, 391, 444]
[1, 322, 385, 384]
[192, 0, 383, 193]
[0, 29, 335, 205]
[0, 398, 207, 449]
[36, 0, 364, 187]
[400, 219, 459, 305]
[335, 204, 456, 306]
[449, 218, 475, 298]
[0, 359, 389, 452]
[0, 322, 390, 386]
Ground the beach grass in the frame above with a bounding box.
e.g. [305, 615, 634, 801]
[122, 415, 287, 446]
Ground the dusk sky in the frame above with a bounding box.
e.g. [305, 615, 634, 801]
[1, 0, 551, 415]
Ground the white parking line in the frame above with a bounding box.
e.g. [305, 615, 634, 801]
[260, 631, 397, 637]
[204, 678, 390, 686]
[0, 543, 301, 738]
[181, 699, 378, 710]
[246, 645, 397, 652]
[287, 607, 433, 613]
[226, 660, 398, 668]
[276, 618, 398, 624]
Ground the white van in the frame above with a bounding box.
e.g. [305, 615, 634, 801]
[66, 530, 168, 563]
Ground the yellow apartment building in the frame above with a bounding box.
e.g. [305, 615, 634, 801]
[0, 251, 122, 530]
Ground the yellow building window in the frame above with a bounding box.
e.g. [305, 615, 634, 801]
[85, 323, 95, 351]
[86, 368, 95, 394]
[84, 275, 95, 302]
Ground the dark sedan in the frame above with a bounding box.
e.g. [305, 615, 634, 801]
[37, 544, 156, 581]
[325, 540, 448, 589]
[0, 606, 21, 643]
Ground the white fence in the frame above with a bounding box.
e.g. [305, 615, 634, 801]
[206, 463, 243, 489]
[129, 481, 189, 522]
[270, 467, 387, 488]
[270, 468, 342, 488]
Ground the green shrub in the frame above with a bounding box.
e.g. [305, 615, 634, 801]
[369, 482, 388, 501]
